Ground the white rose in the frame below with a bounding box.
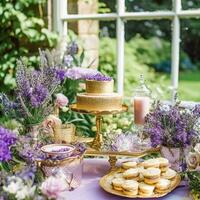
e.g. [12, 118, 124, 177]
[3, 177, 23, 194]
[186, 152, 200, 170]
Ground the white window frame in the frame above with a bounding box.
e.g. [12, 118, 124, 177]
[53, 0, 200, 99]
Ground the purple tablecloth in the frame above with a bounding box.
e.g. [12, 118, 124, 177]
[67, 158, 191, 200]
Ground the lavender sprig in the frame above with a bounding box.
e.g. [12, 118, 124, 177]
[144, 102, 200, 148]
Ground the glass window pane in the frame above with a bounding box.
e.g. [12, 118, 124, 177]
[125, 0, 171, 12]
[124, 20, 172, 100]
[181, 0, 200, 10]
[179, 19, 200, 102]
[67, 20, 116, 74]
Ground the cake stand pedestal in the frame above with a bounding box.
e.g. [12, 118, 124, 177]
[70, 104, 159, 170]
[70, 104, 128, 150]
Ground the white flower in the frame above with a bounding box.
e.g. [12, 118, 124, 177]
[61, 106, 69, 112]
[161, 104, 170, 112]
[186, 152, 200, 170]
[15, 185, 36, 200]
[3, 177, 23, 194]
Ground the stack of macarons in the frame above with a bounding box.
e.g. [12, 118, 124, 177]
[143, 167, 161, 184]
[110, 157, 178, 197]
[138, 182, 155, 196]
[122, 180, 139, 195]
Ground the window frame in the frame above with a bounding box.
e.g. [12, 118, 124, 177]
[53, 0, 200, 99]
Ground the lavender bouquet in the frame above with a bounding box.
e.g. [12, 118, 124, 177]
[144, 102, 200, 171]
[144, 102, 200, 148]
[0, 50, 61, 127]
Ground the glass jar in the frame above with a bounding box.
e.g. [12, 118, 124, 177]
[38, 144, 85, 190]
[133, 75, 151, 125]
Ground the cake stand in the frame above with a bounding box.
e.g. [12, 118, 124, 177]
[70, 104, 159, 170]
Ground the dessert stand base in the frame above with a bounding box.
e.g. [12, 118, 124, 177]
[70, 104, 159, 170]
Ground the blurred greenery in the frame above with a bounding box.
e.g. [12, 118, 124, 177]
[100, 0, 200, 66]
[0, 0, 58, 92]
[99, 36, 200, 101]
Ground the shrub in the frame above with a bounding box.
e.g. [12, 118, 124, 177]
[0, 0, 58, 93]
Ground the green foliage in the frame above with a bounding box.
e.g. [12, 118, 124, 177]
[187, 171, 200, 194]
[99, 36, 197, 99]
[0, 0, 58, 92]
[59, 79, 95, 137]
[99, 36, 164, 97]
[100, 0, 200, 65]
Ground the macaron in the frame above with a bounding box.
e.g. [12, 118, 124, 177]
[122, 180, 139, 196]
[144, 177, 160, 185]
[155, 178, 171, 191]
[160, 166, 169, 173]
[112, 177, 124, 191]
[142, 159, 160, 169]
[139, 182, 155, 196]
[142, 167, 161, 179]
[122, 161, 137, 169]
[123, 168, 139, 179]
[143, 167, 161, 185]
[156, 157, 169, 168]
[162, 169, 177, 180]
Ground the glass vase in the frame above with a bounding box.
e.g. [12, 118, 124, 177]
[160, 145, 189, 172]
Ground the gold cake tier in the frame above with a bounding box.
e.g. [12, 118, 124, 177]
[86, 80, 114, 94]
[76, 93, 122, 111]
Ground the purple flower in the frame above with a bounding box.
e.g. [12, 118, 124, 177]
[56, 69, 66, 82]
[17, 165, 36, 183]
[17, 135, 45, 163]
[85, 73, 112, 81]
[64, 55, 73, 67]
[144, 102, 200, 148]
[0, 127, 16, 162]
[65, 67, 99, 80]
[0, 141, 12, 161]
[67, 41, 78, 55]
[0, 127, 16, 146]
[193, 104, 200, 117]
[30, 84, 48, 107]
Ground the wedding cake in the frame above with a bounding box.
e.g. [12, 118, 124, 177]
[76, 74, 122, 111]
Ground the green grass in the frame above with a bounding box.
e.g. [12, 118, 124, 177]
[164, 70, 200, 102]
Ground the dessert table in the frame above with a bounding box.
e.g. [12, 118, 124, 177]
[67, 158, 191, 200]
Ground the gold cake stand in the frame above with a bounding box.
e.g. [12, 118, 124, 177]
[70, 104, 159, 170]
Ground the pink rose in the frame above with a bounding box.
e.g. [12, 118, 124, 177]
[41, 176, 67, 199]
[56, 93, 69, 108]
[43, 115, 62, 129]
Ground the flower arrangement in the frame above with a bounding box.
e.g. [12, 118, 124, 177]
[144, 101, 200, 171]
[0, 123, 86, 199]
[0, 50, 62, 128]
[186, 143, 200, 200]
[144, 102, 200, 148]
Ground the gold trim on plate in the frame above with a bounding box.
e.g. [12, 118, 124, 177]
[99, 168, 181, 198]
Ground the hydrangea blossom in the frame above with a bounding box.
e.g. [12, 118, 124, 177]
[65, 67, 100, 80]
[85, 73, 112, 81]
[0, 127, 16, 162]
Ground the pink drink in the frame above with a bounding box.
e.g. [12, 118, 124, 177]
[134, 96, 150, 125]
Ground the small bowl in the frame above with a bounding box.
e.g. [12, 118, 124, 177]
[41, 144, 75, 158]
